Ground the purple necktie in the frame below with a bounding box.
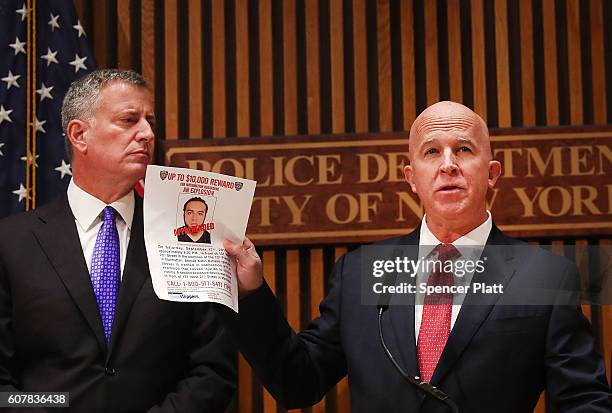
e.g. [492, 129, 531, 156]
[90, 206, 121, 345]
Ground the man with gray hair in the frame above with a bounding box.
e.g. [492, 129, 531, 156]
[0, 69, 236, 412]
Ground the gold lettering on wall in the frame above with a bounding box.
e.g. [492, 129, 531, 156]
[162, 129, 612, 245]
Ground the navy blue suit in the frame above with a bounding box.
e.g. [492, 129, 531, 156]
[0, 195, 236, 412]
[227, 225, 612, 412]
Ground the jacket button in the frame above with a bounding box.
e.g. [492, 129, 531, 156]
[105, 367, 116, 376]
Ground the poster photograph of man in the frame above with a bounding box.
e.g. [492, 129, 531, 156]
[175, 196, 215, 244]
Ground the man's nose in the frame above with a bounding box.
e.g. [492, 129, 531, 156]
[136, 118, 155, 141]
[439, 150, 458, 174]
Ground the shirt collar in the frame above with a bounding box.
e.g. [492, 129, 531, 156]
[67, 179, 135, 231]
[418, 211, 492, 258]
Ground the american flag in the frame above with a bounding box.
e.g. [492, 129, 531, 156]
[0, 0, 95, 218]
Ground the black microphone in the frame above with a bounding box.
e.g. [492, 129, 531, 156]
[377, 302, 460, 412]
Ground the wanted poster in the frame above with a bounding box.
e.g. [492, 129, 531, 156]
[143, 165, 256, 312]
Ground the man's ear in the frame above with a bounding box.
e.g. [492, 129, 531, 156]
[488, 160, 502, 188]
[404, 164, 417, 193]
[65, 119, 89, 156]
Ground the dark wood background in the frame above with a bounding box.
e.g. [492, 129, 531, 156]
[71, 1, 611, 412]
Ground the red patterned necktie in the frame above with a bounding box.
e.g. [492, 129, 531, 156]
[417, 243, 460, 382]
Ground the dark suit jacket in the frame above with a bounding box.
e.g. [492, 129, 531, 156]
[0, 195, 236, 412]
[228, 225, 612, 412]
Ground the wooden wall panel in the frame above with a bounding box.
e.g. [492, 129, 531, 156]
[590, 0, 607, 124]
[401, 0, 415, 128]
[93, 1, 110, 68]
[334, 247, 350, 413]
[141, 0, 156, 97]
[353, 0, 368, 132]
[259, 0, 273, 136]
[79, 0, 612, 133]
[188, 0, 203, 138]
[471, 0, 487, 121]
[424, 0, 439, 106]
[566, 0, 583, 125]
[117, 0, 131, 69]
[306, 0, 321, 134]
[542, 0, 559, 126]
[534, 394, 546, 413]
[235, 0, 250, 137]
[283, 0, 298, 135]
[520, 0, 535, 126]
[286, 249, 300, 337]
[284, 249, 302, 413]
[76, 1, 612, 412]
[604, 302, 612, 384]
[310, 248, 326, 413]
[600, 240, 612, 385]
[262, 250, 277, 413]
[377, 0, 392, 132]
[164, 0, 179, 139]
[238, 354, 253, 413]
[447, 0, 462, 103]
[212, 0, 226, 137]
[494, 0, 511, 127]
[330, 0, 345, 133]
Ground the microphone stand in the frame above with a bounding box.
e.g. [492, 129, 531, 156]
[377, 306, 460, 413]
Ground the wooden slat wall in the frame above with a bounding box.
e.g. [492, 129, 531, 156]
[283, 0, 297, 135]
[73, 1, 612, 412]
[471, 0, 488, 121]
[520, 0, 536, 126]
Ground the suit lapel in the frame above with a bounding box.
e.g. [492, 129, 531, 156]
[387, 229, 420, 377]
[107, 195, 149, 357]
[33, 196, 107, 353]
[431, 225, 517, 385]
[388, 299, 418, 377]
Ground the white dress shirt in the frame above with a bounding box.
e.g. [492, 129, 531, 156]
[415, 211, 492, 342]
[67, 179, 134, 279]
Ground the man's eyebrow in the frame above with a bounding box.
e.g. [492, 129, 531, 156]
[114, 106, 138, 113]
[113, 107, 155, 117]
[419, 136, 474, 146]
[419, 137, 436, 148]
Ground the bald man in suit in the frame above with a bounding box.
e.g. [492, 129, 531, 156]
[223, 101, 612, 412]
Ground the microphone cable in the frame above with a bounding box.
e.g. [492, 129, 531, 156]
[377, 305, 460, 413]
